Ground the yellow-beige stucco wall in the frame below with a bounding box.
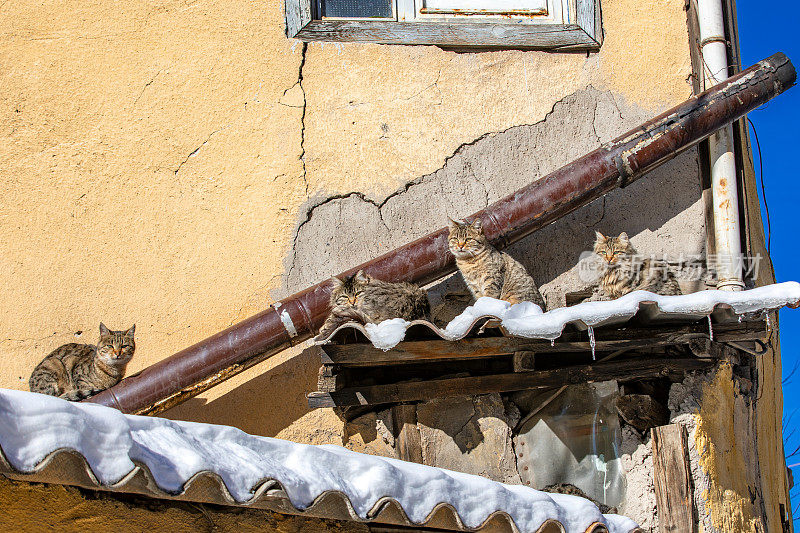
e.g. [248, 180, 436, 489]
[0, 0, 789, 530]
[0, 476, 369, 532]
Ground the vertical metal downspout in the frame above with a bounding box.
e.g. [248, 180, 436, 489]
[698, 0, 745, 290]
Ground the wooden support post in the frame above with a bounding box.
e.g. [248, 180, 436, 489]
[391, 404, 423, 464]
[651, 424, 696, 532]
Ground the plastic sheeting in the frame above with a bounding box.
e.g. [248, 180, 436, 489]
[514, 382, 625, 508]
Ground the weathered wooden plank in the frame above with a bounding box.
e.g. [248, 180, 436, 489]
[651, 424, 697, 532]
[307, 357, 715, 408]
[295, 20, 600, 49]
[321, 321, 767, 367]
[575, 0, 598, 43]
[391, 404, 423, 464]
[285, 0, 312, 38]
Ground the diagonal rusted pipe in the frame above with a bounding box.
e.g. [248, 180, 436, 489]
[87, 52, 796, 415]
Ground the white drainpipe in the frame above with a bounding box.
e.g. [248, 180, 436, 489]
[697, 0, 745, 291]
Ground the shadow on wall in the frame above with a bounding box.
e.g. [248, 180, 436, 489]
[163, 345, 320, 437]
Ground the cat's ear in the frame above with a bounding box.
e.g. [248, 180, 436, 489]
[125, 324, 135, 337]
[617, 231, 630, 244]
[355, 270, 370, 283]
[594, 230, 607, 243]
[330, 276, 344, 287]
[470, 218, 483, 232]
[447, 217, 460, 230]
[99, 323, 110, 336]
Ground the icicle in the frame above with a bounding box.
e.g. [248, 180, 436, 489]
[738, 314, 743, 323]
[551, 338, 555, 347]
[766, 313, 771, 332]
[707, 315, 714, 342]
[588, 326, 596, 360]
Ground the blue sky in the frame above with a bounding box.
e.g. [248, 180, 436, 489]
[736, 0, 800, 521]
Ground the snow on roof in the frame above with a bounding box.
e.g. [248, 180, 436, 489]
[316, 282, 800, 351]
[0, 389, 639, 533]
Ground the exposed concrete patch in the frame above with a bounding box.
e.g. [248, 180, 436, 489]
[417, 394, 522, 485]
[343, 408, 397, 458]
[618, 426, 658, 531]
[277, 86, 705, 316]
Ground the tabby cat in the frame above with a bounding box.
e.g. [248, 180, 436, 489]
[542, 483, 616, 514]
[317, 270, 431, 339]
[448, 218, 546, 309]
[29, 323, 135, 401]
[586, 231, 682, 301]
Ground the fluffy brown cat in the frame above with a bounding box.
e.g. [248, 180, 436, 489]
[317, 270, 430, 339]
[448, 218, 546, 309]
[29, 323, 135, 401]
[586, 231, 682, 301]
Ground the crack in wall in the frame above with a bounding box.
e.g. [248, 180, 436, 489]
[297, 43, 309, 197]
[279, 85, 705, 317]
[133, 70, 160, 108]
[281, 90, 580, 290]
[173, 127, 223, 176]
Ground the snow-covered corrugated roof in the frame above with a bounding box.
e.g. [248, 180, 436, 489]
[316, 282, 800, 351]
[0, 389, 639, 533]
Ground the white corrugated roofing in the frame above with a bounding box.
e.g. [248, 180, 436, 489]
[316, 282, 800, 350]
[0, 389, 639, 533]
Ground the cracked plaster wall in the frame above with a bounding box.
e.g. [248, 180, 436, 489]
[1, 0, 697, 437]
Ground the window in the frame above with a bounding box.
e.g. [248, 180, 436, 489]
[285, 0, 602, 50]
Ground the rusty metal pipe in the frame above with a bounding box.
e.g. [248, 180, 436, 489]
[87, 52, 796, 415]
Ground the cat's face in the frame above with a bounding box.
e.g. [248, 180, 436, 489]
[594, 231, 635, 265]
[97, 323, 136, 365]
[448, 218, 487, 258]
[330, 270, 371, 308]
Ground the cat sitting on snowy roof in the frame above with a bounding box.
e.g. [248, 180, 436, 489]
[583, 231, 682, 302]
[448, 217, 546, 310]
[316, 270, 431, 340]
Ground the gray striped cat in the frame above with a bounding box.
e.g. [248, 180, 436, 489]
[317, 270, 430, 339]
[586, 231, 682, 301]
[29, 323, 135, 401]
[448, 218, 546, 310]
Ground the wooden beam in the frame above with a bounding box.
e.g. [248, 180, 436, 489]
[391, 404, 423, 464]
[321, 321, 766, 367]
[294, 20, 600, 50]
[308, 358, 715, 408]
[652, 424, 697, 532]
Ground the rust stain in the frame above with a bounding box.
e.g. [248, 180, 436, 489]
[135, 363, 245, 415]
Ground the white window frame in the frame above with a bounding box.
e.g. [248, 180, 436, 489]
[285, 0, 602, 50]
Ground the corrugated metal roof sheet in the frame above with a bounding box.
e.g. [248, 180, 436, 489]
[0, 450, 625, 532]
[314, 283, 800, 350]
[0, 390, 640, 533]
